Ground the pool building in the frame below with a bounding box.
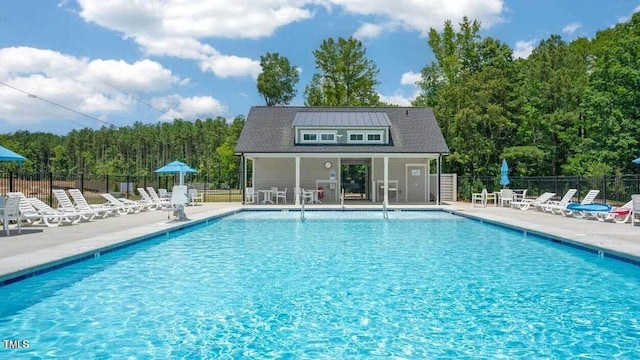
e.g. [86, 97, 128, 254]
[235, 106, 450, 205]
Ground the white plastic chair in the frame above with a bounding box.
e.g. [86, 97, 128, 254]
[275, 188, 288, 204]
[2, 194, 22, 235]
[245, 187, 257, 204]
[472, 189, 487, 207]
[499, 189, 513, 207]
[188, 189, 204, 205]
[298, 188, 313, 204]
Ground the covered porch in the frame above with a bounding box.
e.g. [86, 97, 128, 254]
[240, 153, 444, 205]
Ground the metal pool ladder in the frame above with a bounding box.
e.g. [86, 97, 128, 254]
[340, 188, 345, 209]
[383, 202, 389, 220]
[300, 195, 305, 220]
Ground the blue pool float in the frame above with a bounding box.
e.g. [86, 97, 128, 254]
[566, 203, 612, 212]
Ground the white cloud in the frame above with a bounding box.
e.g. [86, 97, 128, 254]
[400, 71, 422, 86]
[378, 90, 412, 106]
[513, 40, 535, 59]
[152, 95, 228, 121]
[379, 70, 423, 106]
[353, 23, 384, 39]
[199, 54, 262, 79]
[0, 46, 191, 125]
[76, 0, 313, 78]
[86, 59, 177, 92]
[562, 22, 581, 35]
[73, 0, 506, 78]
[330, 0, 505, 36]
[617, 5, 640, 23]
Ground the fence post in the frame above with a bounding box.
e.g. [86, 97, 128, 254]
[106, 174, 109, 195]
[49, 172, 53, 206]
[602, 176, 607, 203]
[81, 173, 84, 194]
[9, 170, 14, 192]
[126, 174, 130, 198]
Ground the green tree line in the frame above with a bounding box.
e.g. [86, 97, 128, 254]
[412, 15, 640, 178]
[0, 116, 244, 186]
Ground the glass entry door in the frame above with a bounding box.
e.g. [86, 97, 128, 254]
[341, 162, 369, 200]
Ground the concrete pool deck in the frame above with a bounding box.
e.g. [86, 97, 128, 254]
[1, 201, 639, 284]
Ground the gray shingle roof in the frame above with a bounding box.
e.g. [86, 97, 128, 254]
[292, 111, 392, 127]
[235, 106, 450, 154]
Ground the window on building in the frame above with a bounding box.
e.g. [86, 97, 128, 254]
[367, 133, 381, 141]
[302, 133, 317, 141]
[320, 133, 335, 142]
[349, 133, 364, 141]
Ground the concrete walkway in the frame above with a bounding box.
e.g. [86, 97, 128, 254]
[1, 202, 638, 284]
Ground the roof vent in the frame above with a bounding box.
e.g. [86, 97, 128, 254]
[405, 110, 409, 117]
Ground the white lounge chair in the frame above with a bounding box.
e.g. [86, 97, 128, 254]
[28, 197, 82, 225]
[511, 192, 556, 211]
[137, 188, 162, 210]
[2, 194, 22, 235]
[7, 192, 80, 227]
[68, 189, 114, 218]
[100, 193, 141, 214]
[632, 195, 640, 226]
[147, 187, 170, 205]
[52, 189, 97, 221]
[594, 200, 633, 223]
[561, 189, 600, 217]
[543, 189, 578, 214]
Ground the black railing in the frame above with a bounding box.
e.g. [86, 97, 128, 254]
[458, 174, 640, 205]
[0, 171, 243, 206]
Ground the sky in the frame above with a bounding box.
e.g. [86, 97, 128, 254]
[0, 0, 639, 135]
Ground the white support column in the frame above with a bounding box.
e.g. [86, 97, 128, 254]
[295, 156, 301, 205]
[383, 156, 389, 206]
[337, 157, 342, 201]
[243, 155, 247, 204]
[371, 158, 375, 202]
[251, 158, 255, 190]
[437, 155, 442, 205]
[427, 158, 431, 203]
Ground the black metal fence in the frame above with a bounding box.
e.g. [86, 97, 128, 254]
[0, 170, 243, 206]
[5, 171, 640, 206]
[458, 175, 640, 205]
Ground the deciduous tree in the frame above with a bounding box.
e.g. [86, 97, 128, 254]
[304, 37, 380, 106]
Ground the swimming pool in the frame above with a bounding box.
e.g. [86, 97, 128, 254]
[1, 210, 639, 358]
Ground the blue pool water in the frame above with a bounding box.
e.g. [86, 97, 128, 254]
[1, 210, 640, 358]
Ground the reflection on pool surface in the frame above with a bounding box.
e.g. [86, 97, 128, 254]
[1, 211, 639, 358]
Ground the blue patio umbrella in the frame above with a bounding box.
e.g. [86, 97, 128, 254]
[0, 144, 26, 165]
[155, 160, 197, 186]
[633, 157, 640, 164]
[500, 159, 510, 187]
